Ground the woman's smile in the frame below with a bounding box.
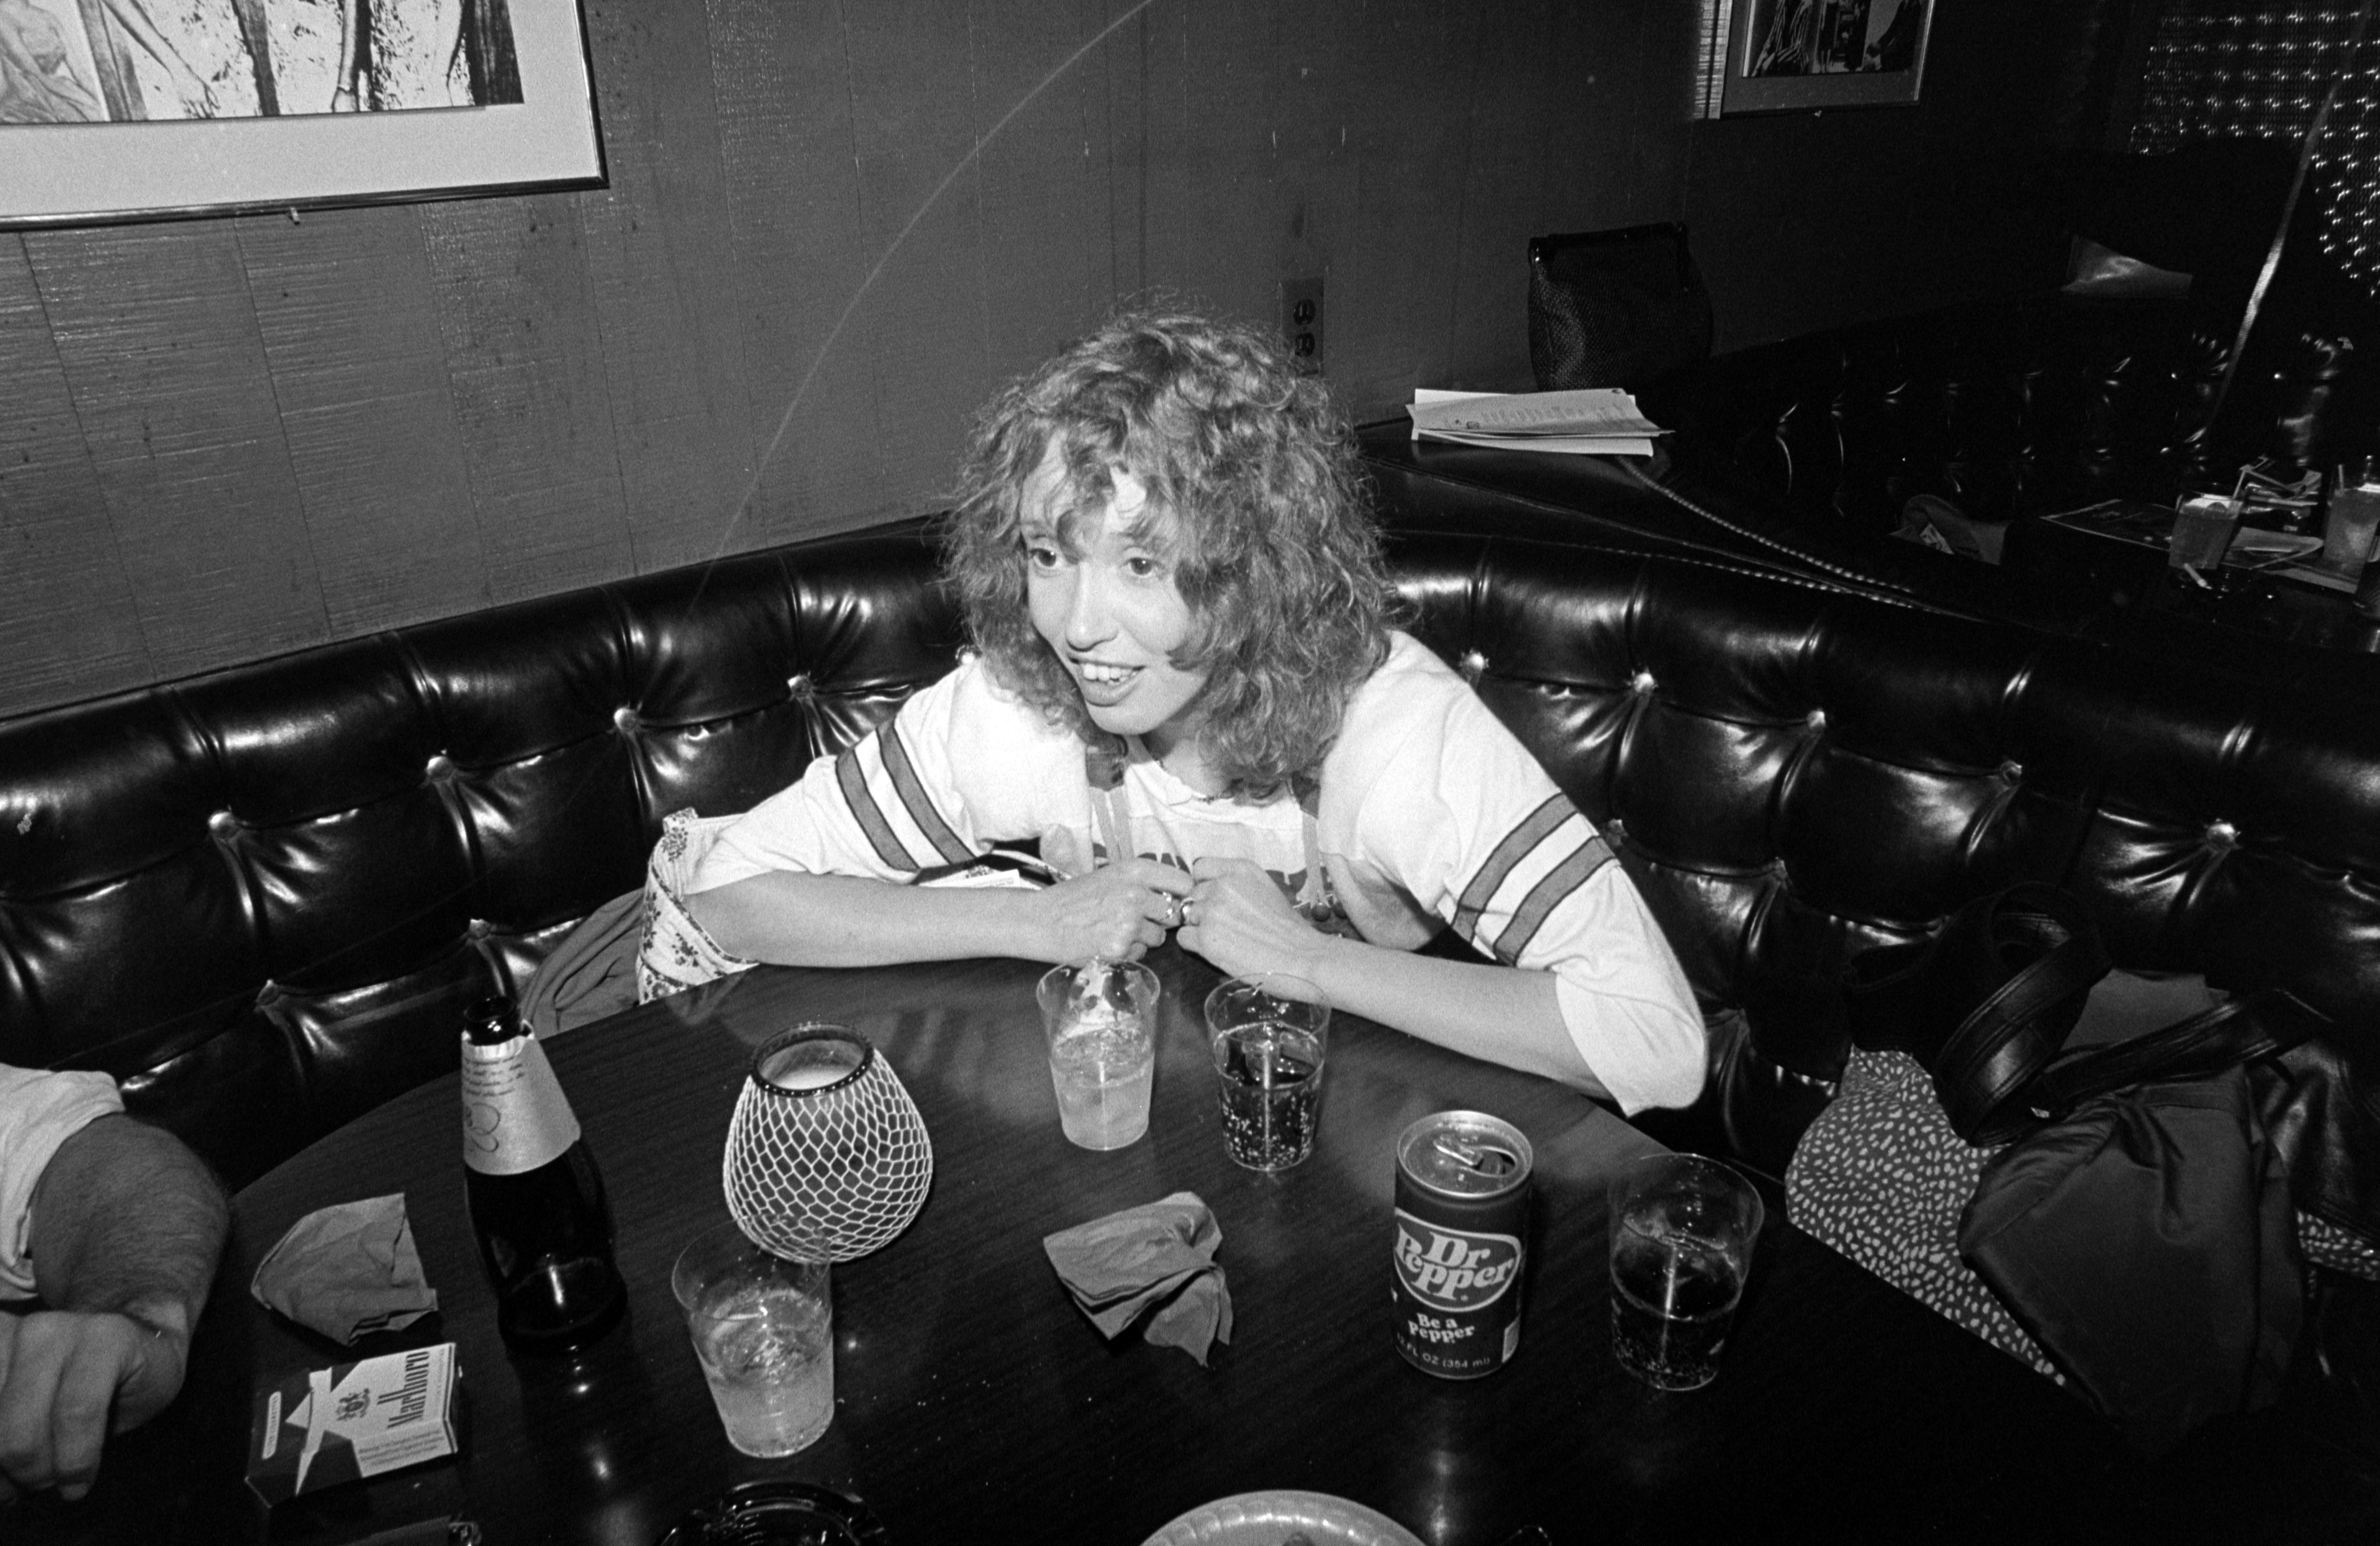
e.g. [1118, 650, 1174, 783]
[1021, 452, 1211, 765]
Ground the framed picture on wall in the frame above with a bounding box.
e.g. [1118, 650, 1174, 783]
[1695, 0, 1935, 118]
[0, 0, 604, 228]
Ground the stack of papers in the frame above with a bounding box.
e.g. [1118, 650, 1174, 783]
[1405, 388, 1665, 458]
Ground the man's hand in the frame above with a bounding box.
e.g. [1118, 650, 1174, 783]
[1028, 858, 1193, 963]
[0, 1306, 186, 1504]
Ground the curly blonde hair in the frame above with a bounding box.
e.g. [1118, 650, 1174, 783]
[942, 308, 1397, 800]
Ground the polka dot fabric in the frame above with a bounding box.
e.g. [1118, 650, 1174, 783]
[1787, 1048, 2061, 1380]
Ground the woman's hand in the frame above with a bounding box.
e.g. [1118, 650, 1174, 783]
[1175, 857, 1329, 985]
[1027, 858, 1192, 963]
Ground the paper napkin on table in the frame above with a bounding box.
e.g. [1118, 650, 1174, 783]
[1042, 1190, 1233, 1365]
[250, 1193, 438, 1345]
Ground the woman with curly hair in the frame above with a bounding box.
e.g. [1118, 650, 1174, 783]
[665, 309, 1702, 1109]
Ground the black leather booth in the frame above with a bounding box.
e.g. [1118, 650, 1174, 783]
[5, 479, 2378, 1191]
[1638, 290, 2367, 543]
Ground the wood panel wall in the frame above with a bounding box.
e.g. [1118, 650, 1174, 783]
[0, 0, 2082, 724]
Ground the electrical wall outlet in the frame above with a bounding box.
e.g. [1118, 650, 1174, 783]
[1281, 276, 1325, 376]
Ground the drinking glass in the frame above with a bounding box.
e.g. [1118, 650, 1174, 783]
[1036, 960, 1160, 1150]
[1204, 974, 1331, 1172]
[2321, 479, 2380, 578]
[1607, 1153, 1764, 1391]
[672, 1224, 834, 1457]
[2168, 493, 2239, 572]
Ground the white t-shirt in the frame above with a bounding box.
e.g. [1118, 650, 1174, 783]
[0, 1066, 124, 1300]
[692, 633, 1704, 1112]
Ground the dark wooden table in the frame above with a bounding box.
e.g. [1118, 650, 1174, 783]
[19, 945, 2151, 1545]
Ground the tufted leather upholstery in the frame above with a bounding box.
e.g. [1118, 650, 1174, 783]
[1638, 291, 2367, 542]
[0, 521, 963, 1187]
[6, 496, 2376, 1188]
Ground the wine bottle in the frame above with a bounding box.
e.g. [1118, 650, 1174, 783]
[460, 994, 626, 1353]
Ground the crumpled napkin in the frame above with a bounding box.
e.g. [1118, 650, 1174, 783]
[250, 1193, 438, 1344]
[1042, 1190, 1232, 1365]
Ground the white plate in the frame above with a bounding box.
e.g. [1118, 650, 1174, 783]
[1140, 1490, 1425, 1546]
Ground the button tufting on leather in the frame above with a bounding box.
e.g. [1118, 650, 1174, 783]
[1458, 649, 1487, 682]
[207, 809, 238, 840]
[787, 672, 814, 699]
[424, 754, 455, 782]
[1631, 669, 1656, 694]
[2206, 819, 2239, 851]
[2000, 760, 2023, 782]
[614, 706, 640, 733]
[1805, 708, 1826, 730]
[466, 918, 492, 940]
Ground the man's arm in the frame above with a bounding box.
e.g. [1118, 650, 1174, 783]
[0, 1115, 227, 1503]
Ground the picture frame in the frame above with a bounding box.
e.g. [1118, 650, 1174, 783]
[1696, 0, 1934, 119]
[0, 0, 604, 229]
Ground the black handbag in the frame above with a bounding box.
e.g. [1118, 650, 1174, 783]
[1527, 223, 1713, 394]
[1957, 991, 2330, 1457]
[1842, 882, 2112, 1145]
[1809, 881, 2375, 1453]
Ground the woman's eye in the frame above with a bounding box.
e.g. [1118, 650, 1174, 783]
[1123, 555, 1161, 579]
[1024, 544, 1063, 572]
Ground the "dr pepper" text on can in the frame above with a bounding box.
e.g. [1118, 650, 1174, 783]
[1392, 1109, 1534, 1378]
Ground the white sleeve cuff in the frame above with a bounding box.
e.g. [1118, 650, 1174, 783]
[1554, 976, 1708, 1115]
[0, 1068, 127, 1299]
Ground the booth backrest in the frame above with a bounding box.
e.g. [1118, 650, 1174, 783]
[1638, 292, 2365, 540]
[7, 508, 2377, 1185]
[0, 522, 964, 1186]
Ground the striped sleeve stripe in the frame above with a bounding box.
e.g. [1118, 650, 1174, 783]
[1490, 835, 1616, 965]
[1452, 794, 1575, 938]
[835, 745, 918, 871]
[878, 722, 973, 866]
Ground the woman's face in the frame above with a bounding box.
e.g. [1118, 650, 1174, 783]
[1020, 450, 1209, 761]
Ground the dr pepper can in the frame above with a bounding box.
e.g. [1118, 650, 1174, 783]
[1393, 1110, 1534, 1378]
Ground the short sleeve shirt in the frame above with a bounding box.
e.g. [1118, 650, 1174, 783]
[691, 634, 1704, 1111]
[0, 1066, 125, 1300]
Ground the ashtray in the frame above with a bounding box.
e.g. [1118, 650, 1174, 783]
[654, 1482, 888, 1545]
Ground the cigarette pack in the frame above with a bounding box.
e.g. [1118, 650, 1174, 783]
[246, 1342, 459, 1505]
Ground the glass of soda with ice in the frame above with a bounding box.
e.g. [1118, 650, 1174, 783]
[1606, 1153, 1764, 1391]
[672, 1223, 834, 1457]
[1036, 959, 1160, 1150]
[1204, 973, 1331, 1172]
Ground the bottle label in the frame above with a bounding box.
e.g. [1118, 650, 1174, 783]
[460, 1033, 582, 1176]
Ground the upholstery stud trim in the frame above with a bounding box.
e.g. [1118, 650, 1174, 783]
[206, 810, 238, 840]
[613, 706, 640, 733]
[2206, 819, 2240, 852]
[424, 754, 456, 783]
[788, 673, 814, 699]
[1631, 669, 1656, 695]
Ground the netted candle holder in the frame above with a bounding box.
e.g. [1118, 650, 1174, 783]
[723, 1024, 933, 1263]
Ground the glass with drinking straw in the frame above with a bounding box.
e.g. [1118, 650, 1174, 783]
[1607, 1152, 1764, 1391]
[1204, 974, 1331, 1172]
